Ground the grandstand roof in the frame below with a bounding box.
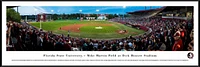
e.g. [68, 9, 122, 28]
[127, 7, 166, 14]
[127, 6, 193, 15]
[160, 6, 193, 12]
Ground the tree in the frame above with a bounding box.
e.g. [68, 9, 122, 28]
[114, 14, 118, 17]
[7, 8, 21, 22]
[124, 14, 130, 17]
[107, 14, 115, 19]
[62, 13, 67, 20]
[52, 14, 58, 20]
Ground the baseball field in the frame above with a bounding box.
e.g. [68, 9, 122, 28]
[29, 20, 145, 40]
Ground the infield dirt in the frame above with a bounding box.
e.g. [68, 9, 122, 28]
[59, 23, 134, 34]
[60, 23, 112, 32]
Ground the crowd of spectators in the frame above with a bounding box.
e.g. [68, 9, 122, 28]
[6, 16, 194, 51]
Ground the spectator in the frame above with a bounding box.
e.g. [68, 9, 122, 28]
[6, 15, 193, 51]
[187, 29, 194, 51]
[172, 31, 183, 51]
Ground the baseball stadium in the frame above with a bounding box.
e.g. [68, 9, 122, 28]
[6, 6, 194, 51]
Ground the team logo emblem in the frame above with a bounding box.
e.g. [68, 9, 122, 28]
[187, 52, 194, 59]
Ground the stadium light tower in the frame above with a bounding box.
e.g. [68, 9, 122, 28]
[123, 6, 126, 21]
[34, 8, 38, 22]
[116, 13, 119, 21]
[96, 9, 99, 19]
[79, 10, 82, 20]
[50, 10, 54, 21]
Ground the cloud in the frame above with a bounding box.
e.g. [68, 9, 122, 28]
[98, 6, 123, 11]
[13, 6, 162, 15]
[13, 6, 48, 15]
[40, 6, 76, 14]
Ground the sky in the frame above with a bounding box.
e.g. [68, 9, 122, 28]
[13, 6, 162, 15]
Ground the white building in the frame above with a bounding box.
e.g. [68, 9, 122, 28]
[97, 14, 107, 20]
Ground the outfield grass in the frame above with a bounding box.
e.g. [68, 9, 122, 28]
[30, 20, 146, 40]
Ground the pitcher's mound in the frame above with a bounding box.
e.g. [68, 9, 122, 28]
[117, 30, 128, 34]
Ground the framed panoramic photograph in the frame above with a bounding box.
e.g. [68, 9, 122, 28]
[1, 1, 199, 67]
